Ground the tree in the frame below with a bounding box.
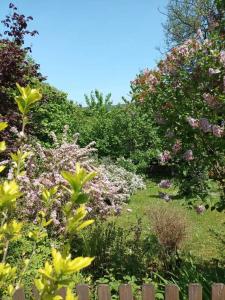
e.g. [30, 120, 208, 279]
[162, 0, 222, 48]
[131, 24, 225, 207]
[84, 90, 112, 113]
[0, 3, 44, 115]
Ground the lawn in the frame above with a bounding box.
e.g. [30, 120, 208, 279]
[114, 181, 225, 262]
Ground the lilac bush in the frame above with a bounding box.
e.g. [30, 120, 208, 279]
[131, 24, 225, 208]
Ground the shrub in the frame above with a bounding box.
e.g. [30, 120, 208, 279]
[11, 129, 145, 225]
[0, 84, 95, 298]
[71, 219, 151, 280]
[30, 83, 84, 147]
[131, 17, 225, 204]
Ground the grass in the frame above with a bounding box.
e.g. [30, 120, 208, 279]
[114, 180, 225, 262]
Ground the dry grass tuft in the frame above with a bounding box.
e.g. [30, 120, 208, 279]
[148, 204, 189, 253]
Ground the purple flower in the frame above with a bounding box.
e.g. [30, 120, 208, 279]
[159, 150, 171, 164]
[199, 118, 211, 133]
[158, 180, 171, 189]
[195, 205, 206, 214]
[172, 139, 182, 154]
[183, 150, 194, 161]
[212, 125, 224, 137]
[219, 51, 225, 67]
[186, 117, 199, 128]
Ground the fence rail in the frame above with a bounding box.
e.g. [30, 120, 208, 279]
[13, 283, 225, 300]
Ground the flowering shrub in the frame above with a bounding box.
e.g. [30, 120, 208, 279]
[131, 23, 225, 207]
[0, 84, 95, 299]
[9, 129, 145, 226]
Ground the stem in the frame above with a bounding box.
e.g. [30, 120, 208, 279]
[15, 154, 22, 179]
[21, 115, 26, 135]
[1, 211, 8, 227]
[2, 240, 9, 263]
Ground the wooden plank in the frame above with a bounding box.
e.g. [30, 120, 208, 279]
[119, 284, 133, 300]
[98, 284, 111, 300]
[58, 287, 67, 298]
[189, 284, 202, 300]
[212, 284, 225, 300]
[13, 288, 25, 300]
[165, 284, 179, 300]
[142, 284, 155, 300]
[77, 284, 89, 300]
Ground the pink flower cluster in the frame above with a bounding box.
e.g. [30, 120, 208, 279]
[15, 131, 145, 229]
[195, 205, 206, 214]
[186, 116, 224, 137]
[159, 150, 171, 164]
[158, 179, 172, 189]
[219, 51, 225, 67]
[172, 139, 182, 154]
[183, 150, 194, 161]
[132, 69, 160, 93]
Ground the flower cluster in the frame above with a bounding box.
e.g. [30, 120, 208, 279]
[186, 116, 224, 137]
[13, 131, 145, 227]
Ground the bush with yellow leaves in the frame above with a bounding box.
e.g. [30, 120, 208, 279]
[0, 84, 95, 299]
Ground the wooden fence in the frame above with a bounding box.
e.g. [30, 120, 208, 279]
[13, 283, 225, 300]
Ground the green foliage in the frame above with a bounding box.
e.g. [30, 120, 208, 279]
[30, 83, 84, 147]
[79, 103, 161, 172]
[131, 25, 225, 202]
[0, 89, 96, 298]
[163, 0, 217, 47]
[71, 219, 153, 280]
[85, 90, 112, 113]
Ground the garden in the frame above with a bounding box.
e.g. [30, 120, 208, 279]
[0, 0, 225, 299]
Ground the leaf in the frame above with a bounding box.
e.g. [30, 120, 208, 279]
[0, 141, 6, 152]
[0, 166, 6, 173]
[0, 122, 8, 132]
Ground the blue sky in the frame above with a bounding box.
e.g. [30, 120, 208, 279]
[0, 0, 168, 104]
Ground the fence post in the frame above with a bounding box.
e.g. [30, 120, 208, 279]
[165, 284, 179, 300]
[189, 284, 202, 300]
[13, 288, 25, 300]
[212, 284, 225, 300]
[119, 284, 133, 300]
[98, 284, 111, 300]
[142, 284, 155, 300]
[58, 287, 67, 298]
[77, 284, 89, 300]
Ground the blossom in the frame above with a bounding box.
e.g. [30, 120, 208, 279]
[199, 118, 211, 133]
[158, 180, 171, 189]
[195, 205, 206, 214]
[212, 125, 224, 137]
[183, 150, 194, 161]
[186, 116, 199, 128]
[219, 50, 225, 67]
[172, 139, 182, 154]
[159, 150, 171, 164]
[208, 68, 221, 75]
